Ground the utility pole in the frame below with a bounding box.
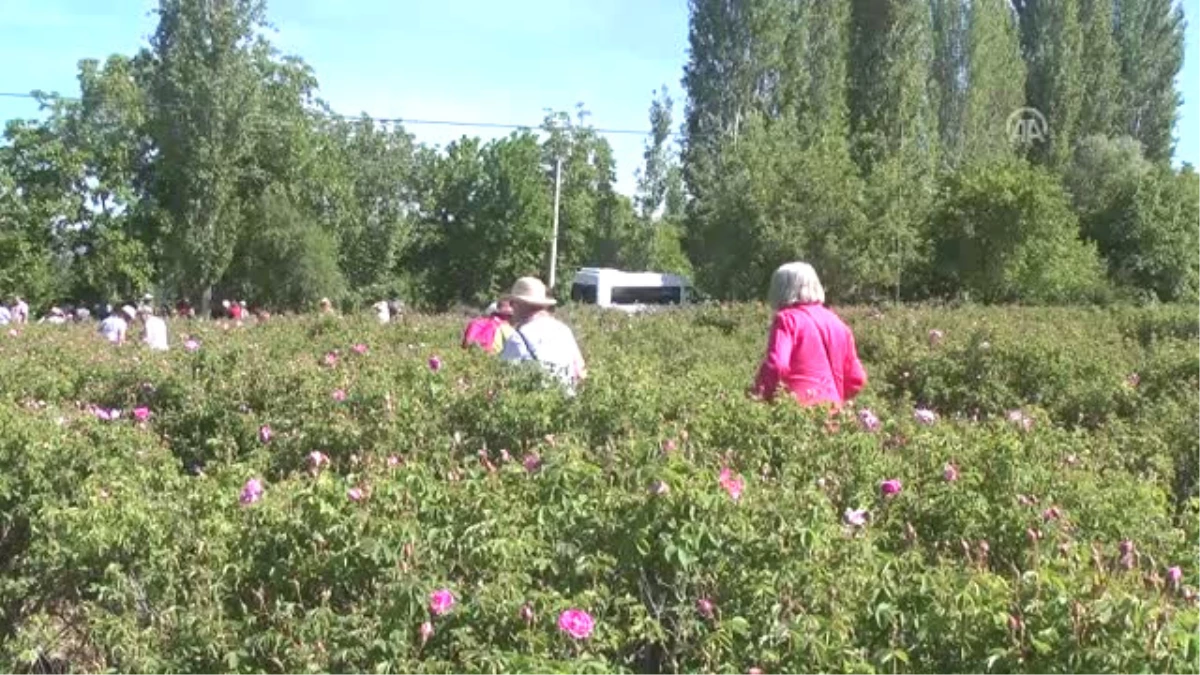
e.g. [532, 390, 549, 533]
[549, 156, 563, 289]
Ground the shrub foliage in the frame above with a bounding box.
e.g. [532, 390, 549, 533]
[0, 305, 1196, 673]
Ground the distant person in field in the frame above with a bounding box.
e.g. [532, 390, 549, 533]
[751, 262, 866, 408]
[0, 304, 10, 325]
[139, 306, 169, 351]
[373, 300, 391, 324]
[175, 297, 194, 318]
[11, 295, 29, 324]
[39, 307, 67, 325]
[319, 297, 337, 315]
[99, 305, 135, 345]
[462, 299, 515, 354]
[500, 277, 586, 394]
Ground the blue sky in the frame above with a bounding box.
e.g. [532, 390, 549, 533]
[0, 0, 1196, 196]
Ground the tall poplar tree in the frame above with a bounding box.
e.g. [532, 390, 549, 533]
[960, 0, 1026, 164]
[1076, 0, 1121, 138]
[1114, 0, 1184, 162]
[143, 0, 268, 313]
[1020, 0, 1084, 166]
[931, 0, 969, 166]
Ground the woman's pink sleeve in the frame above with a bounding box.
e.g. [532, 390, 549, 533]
[753, 314, 794, 400]
[843, 331, 867, 399]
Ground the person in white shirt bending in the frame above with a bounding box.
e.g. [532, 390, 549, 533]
[499, 277, 587, 394]
[139, 305, 169, 351]
[99, 305, 135, 345]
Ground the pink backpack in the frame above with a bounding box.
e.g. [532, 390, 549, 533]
[462, 317, 500, 352]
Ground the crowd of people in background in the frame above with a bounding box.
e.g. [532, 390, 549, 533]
[1, 261, 866, 406]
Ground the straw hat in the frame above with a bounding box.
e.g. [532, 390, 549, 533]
[505, 277, 556, 307]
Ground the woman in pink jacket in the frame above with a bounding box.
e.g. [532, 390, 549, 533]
[751, 262, 867, 407]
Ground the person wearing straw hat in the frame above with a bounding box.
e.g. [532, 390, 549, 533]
[499, 277, 586, 393]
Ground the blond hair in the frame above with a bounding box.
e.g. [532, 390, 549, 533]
[767, 262, 825, 310]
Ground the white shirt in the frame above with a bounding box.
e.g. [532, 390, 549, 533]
[143, 316, 169, 351]
[500, 314, 586, 394]
[13, 301, 28, 323]
[374, 302, 391, 324]
[99, 316, 127, 344]
[0, 307, 10, 325]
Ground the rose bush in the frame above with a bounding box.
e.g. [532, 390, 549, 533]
[0, 304, 1195, 673]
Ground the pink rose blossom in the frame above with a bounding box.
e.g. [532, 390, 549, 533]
[184, 338, 200, 352]
[1168, 566, 1183, 589]
[353, 343, 368, 355]
[650, 479, 670, 497]
[928, 329, 944, 346]
[323, 351, 339, 367]
[331, 389, 346, 402]
[428, 355, 443, 372]
[749, 669, 764, 675]
[133, 406, 151, 422]
[857, 408, 881, 432]
[696, 597, 715, 620]
[1007, 409, 1033, 431]
[258, 424, 272, 444]
[1119, 540, 1137, 570]
[843, 508, 868, 527]
[387, 455, 401, 468]
[1042, 506, 1061, 521]
[719, 467, 744, 502]
[92, 406, 120, 421]
[308, 451, 329, 472]
[523, 453, 542, 473]
[880, 479, 903, 497]
[662, 438, 677, 453]
[239, 478, 264, 506]
[419, 621, 434, 644]
[913, 408, 937, 425]
[557, 609, 595, 640]
[347, 487, 364, 502]
[429, 589, 455, 616]
[943, 463, 959, 482]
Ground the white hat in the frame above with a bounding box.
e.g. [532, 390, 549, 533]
[121, 305, 137, 319]
[506, 277, 556, 307]
[484, 302, 498, 315]
[222, 300, 231, 308]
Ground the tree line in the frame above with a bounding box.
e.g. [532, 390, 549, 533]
[0, 0, 1194, 313]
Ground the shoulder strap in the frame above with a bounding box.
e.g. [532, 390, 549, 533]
[515, 327, 539, 363]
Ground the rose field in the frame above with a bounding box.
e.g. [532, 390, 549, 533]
[0, 304, 1197, 674]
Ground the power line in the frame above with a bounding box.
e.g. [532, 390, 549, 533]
[0, 90, 670, 137]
